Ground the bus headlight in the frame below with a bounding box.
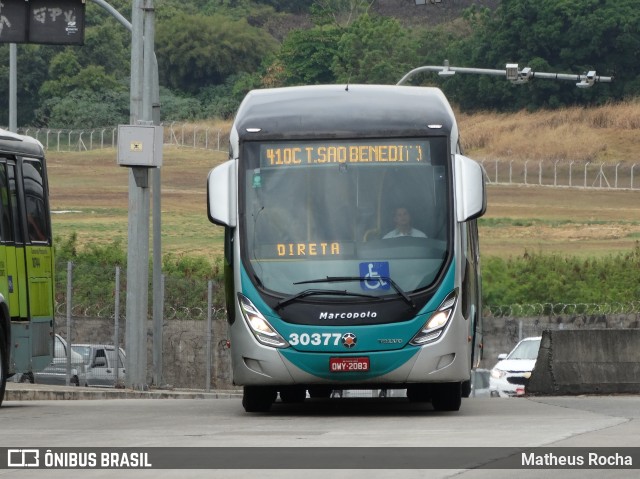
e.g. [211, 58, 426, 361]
[409, 290, 457, 346]
[238, 293, 289, 348]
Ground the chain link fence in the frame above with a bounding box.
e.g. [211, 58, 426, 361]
[48, 260, 232, 392]
[44, 258, 640, 390]
[480, 158, 640, 190]
[14, 124, 640, 191]
[17, 123, 229, 152]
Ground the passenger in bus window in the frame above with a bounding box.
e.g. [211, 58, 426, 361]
[383, 206, 427, 239]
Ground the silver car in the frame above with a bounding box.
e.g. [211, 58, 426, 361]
[20, 334, 86, 386]
[71, 344, 126, 388]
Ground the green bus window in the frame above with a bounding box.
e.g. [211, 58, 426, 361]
[0, 163, 10, 242]
[7, 165, 22, 244]
[23, 160, 48, 243]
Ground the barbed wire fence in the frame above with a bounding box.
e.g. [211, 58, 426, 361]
[53, 259, 640, 389]
[479, 158, 640, 190]
[18, 123, 229, 153]
[15, 125, 640, 191]
[55, 260, 233, 391]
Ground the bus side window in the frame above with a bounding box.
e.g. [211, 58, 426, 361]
[23, 160, 48, 243]
[0, 162, 11, 242]
[7, 164, 22, 244]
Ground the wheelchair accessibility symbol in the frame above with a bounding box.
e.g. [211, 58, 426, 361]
[359, 262, 391, 291]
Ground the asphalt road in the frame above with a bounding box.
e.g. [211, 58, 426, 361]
[1, 387, 639, 479]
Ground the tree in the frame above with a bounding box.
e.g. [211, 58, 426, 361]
[275, 27, 342, 85]
[39, 52, 121, 99]
[0, 44, 53, 126]
[332, 14, 417, 84]
[38, 89, 129, 128]
[155, 13, 278, 94]
[446, 0, 640, 111]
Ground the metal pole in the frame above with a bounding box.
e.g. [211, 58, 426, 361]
[114, 266, 120, 387]
[125, 0, 148, 391]
[130, 0, 143, 124]
[9, 44, 17, 132]
[66, 262, 73, 387]
[143, 0, 164, 388]
[153, 272, 164, 387]
[206, 281, 213, 392]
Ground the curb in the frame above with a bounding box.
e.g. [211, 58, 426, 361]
[5, 383, 243, 401]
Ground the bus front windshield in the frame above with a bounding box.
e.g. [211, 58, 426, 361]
[241, 137, 451, 298]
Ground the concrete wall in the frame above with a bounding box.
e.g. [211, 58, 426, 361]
[527, 329, 640, 395]
[479, 314, 640, 370]
[58, 313, 640, 391]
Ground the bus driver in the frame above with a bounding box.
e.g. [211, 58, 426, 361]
[382, 206, 427, 239]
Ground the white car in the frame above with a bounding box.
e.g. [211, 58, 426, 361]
[490, 336, 541, 398]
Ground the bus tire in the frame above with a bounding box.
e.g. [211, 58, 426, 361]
[406, 383, 432, 402]
[461, 379, 471, 398]
[0, 327, 7, 408]
[242, 386, 277, 413]
[279, 386, 306, 403]
[431, 382, 462, 412]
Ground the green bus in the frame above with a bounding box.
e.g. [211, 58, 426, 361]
[0, 129, 55, 407]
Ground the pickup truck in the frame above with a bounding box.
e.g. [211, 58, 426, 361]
[71, 344, 126, 387]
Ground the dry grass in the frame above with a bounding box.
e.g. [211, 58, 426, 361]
[458, 99, 640, 163]
[48, 100, 640, 261]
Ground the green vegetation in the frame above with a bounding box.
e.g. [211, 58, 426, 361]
[2, 0, 639, 126]
[483, 242, 640, 306]
[12, 1, 637, 309]
[55, 234, 225, 313]
[53, 233, 640, 311]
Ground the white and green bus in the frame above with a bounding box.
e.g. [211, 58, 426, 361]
[207, 85, 486, 412]
[0, 129, 55, 406]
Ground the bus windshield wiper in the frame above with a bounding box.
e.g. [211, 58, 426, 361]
[276, 289, 378, 310]
[294, 276, 416, 309]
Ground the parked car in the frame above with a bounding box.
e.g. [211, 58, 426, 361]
[20, 334, 85, 386]
[71, 344, 126, 388]
[490, 336, 542, 398]
[470, 368, 491, 397]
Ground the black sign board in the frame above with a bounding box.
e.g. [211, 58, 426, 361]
[0, 0, 28, 43]
[0, 0, 85, 45]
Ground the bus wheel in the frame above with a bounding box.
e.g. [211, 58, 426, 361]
[431, 382, 462, 412]
[461, 379, 471, 398]
[242, 386, 277, 413]
[0, 329, 7, 408]
[279, 386, 306, 403]
[407, 384, 432, 402]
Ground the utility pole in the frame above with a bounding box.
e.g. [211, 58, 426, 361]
[75, 0, 163, 391]
[122, 0, 162, 390]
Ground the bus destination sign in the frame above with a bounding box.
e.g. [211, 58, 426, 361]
[260, 140, 429, 168]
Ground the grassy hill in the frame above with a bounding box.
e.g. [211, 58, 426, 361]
[48, 99, 640, 262]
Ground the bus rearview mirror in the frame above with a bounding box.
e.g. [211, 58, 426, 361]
[455, 154, 486, 222]
[207, 159, 237, 227]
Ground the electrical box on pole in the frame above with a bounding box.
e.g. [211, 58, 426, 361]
[0, 0, 86, 45]
[117, 125, 163, 168]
